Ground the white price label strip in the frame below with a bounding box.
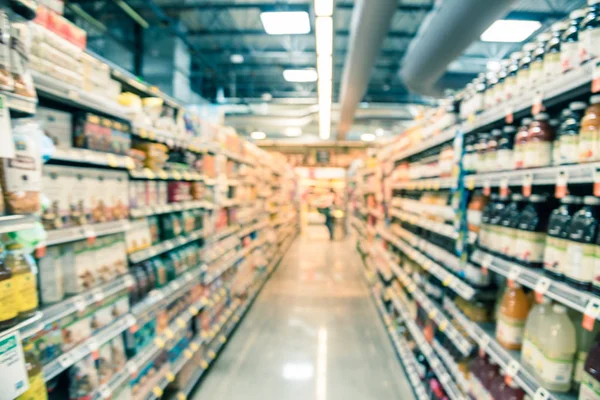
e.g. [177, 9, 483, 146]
[505, 360, 520, 378]
[533, 388, 550, 400]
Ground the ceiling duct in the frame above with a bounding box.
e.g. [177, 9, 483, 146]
[399, 0, 517, 97]
[336, 0, 398, 140]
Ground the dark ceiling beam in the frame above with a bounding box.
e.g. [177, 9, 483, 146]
[212, 62, 397, 70]
[193, 48, 407, 58]
[157, 1, 433, 13]
[504, 10, 569, 21]
[187, 29, 414, 39]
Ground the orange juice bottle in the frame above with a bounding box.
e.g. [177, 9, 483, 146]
[496, 284, 531, 350]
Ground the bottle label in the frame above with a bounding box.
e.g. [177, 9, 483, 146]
[560, 135, 580, 164]
[579, 27, 600, 64]
[505, 76, 517, 100]
[517, 69, 531, 93]
[575, 351, 589, 384]
[579, 127, 598, 162]
[14, 272, 38, 313]
[544, 52, 561, 77]
[496, 149, 513, 171]
[524, 141, 553, 168]
[515, 230, 546, 263]
[561, 42, 579, 72]
[530, 61, 543, 85]
[567, 242, 596, 283]
[0, 279, 16, 322]
[16, 372, 47, 400]
[467, 209, 482, 230]
[514, 144, 524, 169]
[579, 371, 600, 400]
[538, 351, 575, 384]
[497, 314, 525, 346]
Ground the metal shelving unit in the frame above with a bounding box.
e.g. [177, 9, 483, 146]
[45, 220, 131, 247]
[51, 148, 134, 169]
[391, 126, 458, 162]
[0, 214, 37, 234]
[130, 200, 215, 218]
[390, 207, 458, 240]
[128, 228, 206, 264]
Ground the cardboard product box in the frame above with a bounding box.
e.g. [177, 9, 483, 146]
[37, 245, 64, 305]
[70, 167, 90, 225]
[157, 181, 167, 205]
[106, 79, 122, 102]
[110, 170, 129, 220]
[146, 180, 158, 207]
[62, 312, 93, 351]
[64, 240, 94, 293]
[87, 168, 110, 223]
[167, 182, 191, 203]
[37, 106, 72, 148]
[42, 165, 72, 230]
[126, 218, 151, 254]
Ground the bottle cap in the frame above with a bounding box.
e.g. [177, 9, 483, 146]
[536, 32, 552, 42]
[522, 117, 533, 126]
[511, 194, 524, 201]
[570, 9, 588, 19]
[569, 101, 588, 111]
[584, 196, 600, 206]
[534, 112, 549, 121]
[503, 126, 517, 133]
[528, 194, 548, 202]
[551, 21, 569, 32]
[590, 95, 600, 105]
[562, 195, 582, 204]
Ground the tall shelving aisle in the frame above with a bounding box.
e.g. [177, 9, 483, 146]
[0, 2, 299, 399]
[353, 10, 600, 400]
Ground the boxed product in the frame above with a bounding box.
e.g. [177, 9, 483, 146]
[36, 106, 72, 148]
[41, 165, 72, 230]
[126, 218, 152, 254]
[157, 181, 167, 205]
[106, 170, 129, 220]
[64, 240, 93, 293]
[71, 167, 90, 225]
[62, 312, 93, 351]
[96, 342, 114, 384]
[37, 244, 65, 305]
[74, 113, 110, 153]
[81, 53, 110, 91]
[69, 355, 99, 399]
[159, 213, 182, 241]
[167, 181, 191, 203]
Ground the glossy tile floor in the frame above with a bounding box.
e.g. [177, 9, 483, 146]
[192, 226, 415, 400]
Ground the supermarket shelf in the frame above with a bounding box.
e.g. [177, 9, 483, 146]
[390, 291, 466, 400]
[51, 148, 134, 169]
[4, 90, 37, 115]
[129, 168, 203, 181]
[389, 208, 458, 240]
[44, 314, 136, 381]
[394, 226, 462, 274]
[391, 126, 458, 162]
[0, 311, 43, 341]
[368, 207, 384, 219]
[130, 200, 215, 218]
[45, 220, 131, 247]
[202, 250, 243, 285]
[391, 197, 455, 222]
[473, 248, 600, 321]
[464, 161, 600, 189]
[392, 177, 457, 191]
[238, 220, 268, 238]
[32, 71, 130, 120]
[379, 226, 475, 300]
[221, 149, 255, 166]
[22, 274, 134, 339]
[432, 340, 471, 394]
[0, 215, 37, 234]
[205, 225, 240, 244]
[463, 60, 597, 134]
[131, 124, 190, 150]
[110, 67, 181, 110]
[443, 298, 569, 400]
[128, 228, 206, 264]
[369, 288, 430, 400]
[376, 246, 472, 356]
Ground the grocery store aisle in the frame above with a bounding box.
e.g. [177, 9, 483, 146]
[192, 226, 414, 400]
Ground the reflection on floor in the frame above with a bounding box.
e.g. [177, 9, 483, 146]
[192, 226, 414, 400]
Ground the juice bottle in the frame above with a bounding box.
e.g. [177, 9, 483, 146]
[566, 196, 600, 291]
[544, 196, 582, 279]
[521, 297, 552, 374]
[16, 341, 47, 400]
[489, 372, 507, 399]
[469, 354, 489, 399]
[480, 359, 500, 400]
[5, 243, 38, 319]
[537, 304, 577, 392]
[514, 195, 550, 268]
[497, 284, 531, 350]
[498, 194, 525, 259]
[0, 246, 17, 329]
[489, 196, 509, 254]
[574, 313, 600, 389]
[579, 332, 600, 399]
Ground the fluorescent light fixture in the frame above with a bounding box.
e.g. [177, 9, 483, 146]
[481, 19, 542, 43]
[316, 17, 333, 55]
[319, 119, 331, 140]
[282, 363, 314, 381]
[230, 54, 244, 64]
[260, 11, 311, 35]
[283, 69, 318, 82]
[361, 133, 376, 142]
[486, 60, 501, 72]
[250, 131, 267, 140]
[284, 127, 303, 137]
[317, 55, 332, 81]
[375, 128, 385, 136]
[314, 0, 333, 17]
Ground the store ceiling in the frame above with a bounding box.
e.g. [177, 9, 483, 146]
[71, 0, 586, 140]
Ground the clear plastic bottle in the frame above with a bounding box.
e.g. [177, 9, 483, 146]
[537, 304, 577, 392]
[562, 8, 588, 72]
[5, 243, 38, 319]
[521, 297, 552, 375]
[545, 21, 568, 79]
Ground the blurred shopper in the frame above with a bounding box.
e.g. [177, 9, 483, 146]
[321, 189, 338, 240]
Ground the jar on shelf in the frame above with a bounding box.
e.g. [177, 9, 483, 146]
[494, 60, 511, 105]
[514, 194, 550, 268]
[579, 0, 600, 64]
[476, 132, 490, 173]
[525, 113, 555, 168]
[531, 32, 551, 88]
[463, 134, 477, 173]
[497, 125, 516, 171]
[485, 129, 501, 173]
[489, 195, 509, 254]
[505, 52, 522, 101]
[514, 118, 533, 169]
[498, 194, 526, 260]
[5, 243, 38, 320]
[468, 191, 488, 234]
[545, 21, 568, 80]
[562, 8, 587, 72]
[484, 72, 497, 111]
[517, 43, 537, 95]
[579, 95, 600, 163]
[558, 101, 587, 165]
[0, 246, 17, 330]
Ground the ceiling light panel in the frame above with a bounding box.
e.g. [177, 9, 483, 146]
[283, 69, 318, 82]
[260, 11, 311, 35]
[361, 133, 376, 142]
[284, 127, 303, 137]
[480, 19, 542, 43]
[251, 131, 267, 140]
[314, 0, 333, 17]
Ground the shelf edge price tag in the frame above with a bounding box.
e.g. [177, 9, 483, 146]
[504, 360, 520, 386]
[531, 91, 544, 115]
[483, 179, 491, 196]
[152, 387, 163, 397]
[594, 169, 600, 197]
[507, 267, 520, 288]
[505, 106, 514, 124]
[166, 371, 175, 382]
[522, 173, 533, 197]
[583, 299, 600, 331]
[592, 63, 600, 93]
[533, 388, 550, 400]
[499, 177, 509, 198]
[534, 277, 551, 304]
[555, 170, 568, 198]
